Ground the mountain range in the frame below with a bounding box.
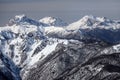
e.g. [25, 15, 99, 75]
[0, 14, 120, 80]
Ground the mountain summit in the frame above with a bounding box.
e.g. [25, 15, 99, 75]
[67, 15, 117, 30]
[8, 14, 45, 26]
[39, 16, 68, 26]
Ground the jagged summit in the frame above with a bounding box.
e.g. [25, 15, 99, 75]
[39, 16, 68, 27]
[42, 15, 120, 44]
[79, 15, 96, 26]
[3, 14, 120, 43]
[14, 14, 26, 21]
[8, 14, 45, 26]
[1, 14, 45, 40]
[79, 15, 114, 25]
[67, 15, 118, 30]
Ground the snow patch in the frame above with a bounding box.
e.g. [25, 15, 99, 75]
[113, 44, 120, 52]
[28, 43, 58, 66]
[39, 16, 67, 26]
[15, 14, 26, 21]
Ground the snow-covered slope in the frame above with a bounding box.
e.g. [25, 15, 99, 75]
[39, 16, 68, 27]
[0, 14, 70, 80]
[8, 14, 46, 26]
[67, 15, 119, 30]
[0, 15, 45, 65]
[44, 15, 120, 44]
[0, 15, 120, 80]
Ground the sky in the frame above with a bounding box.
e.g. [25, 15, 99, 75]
[0, 0, 120, 26]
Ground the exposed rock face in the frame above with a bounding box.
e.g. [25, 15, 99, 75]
[0, 51, 21, 80]
[21, 41, 120, 80]
[0, 15, 120, 80]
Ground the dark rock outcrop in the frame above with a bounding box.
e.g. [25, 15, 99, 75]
[21, 40, 120, 80]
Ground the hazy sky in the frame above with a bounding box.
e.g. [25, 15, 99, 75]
[0, 0, 120, 26]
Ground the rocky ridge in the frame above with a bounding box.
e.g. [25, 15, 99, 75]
[0, 15, 120, 80]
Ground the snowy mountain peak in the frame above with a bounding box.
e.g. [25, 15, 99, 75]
[2, 15, 45, 41]
[8, 14, 45, 26]
[79, 15, 96, 26]
[77, 15, 113, 26]
[14, 14, 26, 21]
[80, 15, 110, 22]
[81, 15, 95, 20]
[80, 15, 114, 26]
[67, 15, 117, 30]
[39, 16, 68, 27]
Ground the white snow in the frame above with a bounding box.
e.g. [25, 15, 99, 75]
[10, 37, 23, 45]
[45, 26, 65, 34]
[39, 17, 56, 25]
[28, 43, 58, 66]
[15, 14, 25, 21]
[0, 14, 120, 68]
[10, 25, 38, 34]
[66, 15, 120, 30]
[0, 25, 39, 35]
[39, 16, 67, 26]
[113, 44, 120, 52]
[27, 41, 42, 58]
[57, 39, 68, 45]
[13, 46, 21, 65]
